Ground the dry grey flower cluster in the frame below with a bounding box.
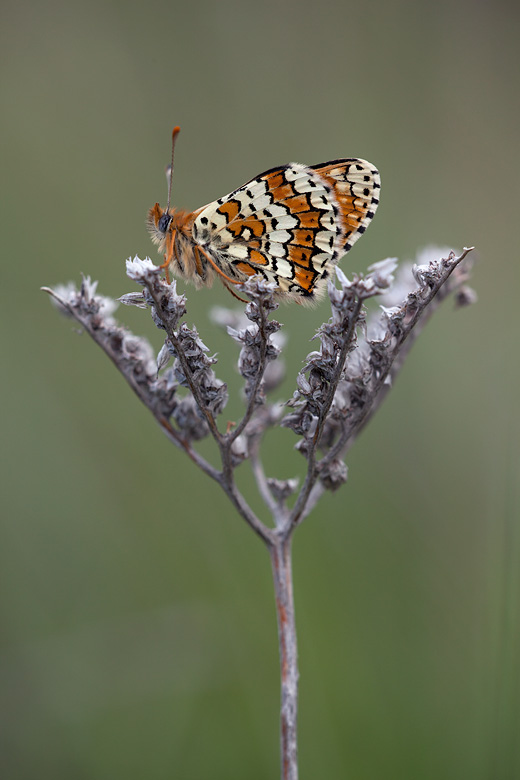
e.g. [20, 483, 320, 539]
[44, 245, 475, 780]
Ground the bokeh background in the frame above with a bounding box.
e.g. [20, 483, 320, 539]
[2, 0, 519, 778]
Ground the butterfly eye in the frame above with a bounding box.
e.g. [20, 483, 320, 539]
[158, 213, 173, 234]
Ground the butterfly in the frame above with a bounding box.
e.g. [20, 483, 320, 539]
[148, 127, 380, 304]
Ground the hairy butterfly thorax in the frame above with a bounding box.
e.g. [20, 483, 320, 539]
[147, 204, 215, 288]
[147, 127, 381, 304]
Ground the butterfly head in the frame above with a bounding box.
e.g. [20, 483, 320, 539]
[147, 203, 175, 249]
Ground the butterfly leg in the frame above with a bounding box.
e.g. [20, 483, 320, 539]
[193, 245, 205, 279]
[221, 280, 249, 303]
[194, 246, 249, 302]
[159, 230, 176, 284]
[158, 256, 172, 284]
[195, 246, 246, 288]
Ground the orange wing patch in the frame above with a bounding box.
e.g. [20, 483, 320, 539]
[270, 182, 296, 201]
[235, 261, 258, 276]
[224, 214, 267, 239]
[291, 229, 315, 248]
[284, 195, 312, 213]
[294, 265, 318, 291]
[264, 171, 285, 188]
[249, 249, 269, 266]
[287, 245, 314, 268]
[298, 211, 322, 230]
[217, 199, 241, 223]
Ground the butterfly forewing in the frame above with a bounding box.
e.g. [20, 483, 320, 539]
[192, 159, 380, 302]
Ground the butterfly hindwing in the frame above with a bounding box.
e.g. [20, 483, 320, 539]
[192, 159, 380, 302]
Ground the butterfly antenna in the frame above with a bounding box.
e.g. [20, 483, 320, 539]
[166, 126, 181, 214]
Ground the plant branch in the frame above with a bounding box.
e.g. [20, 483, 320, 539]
[141, 273, 224, 445]
[270, 536, 299, 780]
[42, 284, 212, 471]
[226, 293, 270, 445]
[320, 247, 475, 466]
[288, 297, 363, 529]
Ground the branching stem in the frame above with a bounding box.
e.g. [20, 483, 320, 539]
[44, 247, 475, 780]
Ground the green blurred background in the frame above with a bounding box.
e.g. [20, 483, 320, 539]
[2, 0, 519, 777]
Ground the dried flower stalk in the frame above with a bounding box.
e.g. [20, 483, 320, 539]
[43, 245, 475, 780]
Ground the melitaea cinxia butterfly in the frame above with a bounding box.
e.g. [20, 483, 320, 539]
[148, 127, 380, 304]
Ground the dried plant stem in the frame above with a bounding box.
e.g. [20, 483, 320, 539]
[227, 298, 269, 444]
[250, 442, 283, 522]
[289, 297, 363, 528]
[323, 246, 475, 464]
[157, 416, 221, 480]
[269, 536, 299, 780]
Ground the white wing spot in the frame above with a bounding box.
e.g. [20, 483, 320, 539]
[273, 214, 299, 229]
[225, 244, 249, 259]
[267, 230, 292, 244]
[264, 203, 290, 218]
[315, 230, 335, 252]
[274, 258, 294, 279]
[267, 242, 288, 258]
[244, 181, 268, 198]
[310, 191, 333, 209]
[284, 164, 308, 182]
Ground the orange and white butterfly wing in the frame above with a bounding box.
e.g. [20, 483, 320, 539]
[309, 159, 381, 256]
[192, 160, 380, 302]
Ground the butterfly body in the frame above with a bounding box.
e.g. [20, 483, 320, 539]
[147, 205, 212, 288]
[148, 134, 380, 304]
